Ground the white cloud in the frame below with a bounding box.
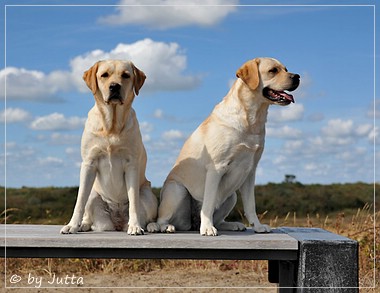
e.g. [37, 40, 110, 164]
[30, 113, 86, 131]
[139, 121, 154, 133]
[268, 103, 304, 123]
[368, 126, 379, 145]
[65, 147, 77, 155]
[50, 132, 82, 145]
[0, 67, 71, 102]
[2, 39, 201, 101]
[98, 0, 238, 29]
[321, 119, 372, 138]
[162, 129, 186, 140]
[0, 107, 31, 123]
[139, 121, 154, 143]
[321, 119, 353, 137]
[70, 39, 201, 93]
[266, 125, 302, 139]
[154, 109, 164, 119]
[151, 108, 184, 123]
[38, 156, 64, 166]
[283, 140, 304, 152]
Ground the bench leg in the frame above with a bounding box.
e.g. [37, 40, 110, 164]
[268, 260, 297, 293]
[296, 241, 359, 292]
[272, 228, 359, 292]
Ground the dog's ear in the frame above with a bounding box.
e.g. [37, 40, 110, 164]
[236, 59, 260, 91]
[83, 62, 100, 95]
[132, 64, 146, 96]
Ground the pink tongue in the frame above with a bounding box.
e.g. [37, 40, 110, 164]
[279, 91, 294, 103]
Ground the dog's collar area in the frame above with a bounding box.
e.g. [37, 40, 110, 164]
[263, 87, 294, 105]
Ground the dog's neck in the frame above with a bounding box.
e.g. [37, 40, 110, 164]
[93, 93, 134, 136]
[215, 79, 269, 134]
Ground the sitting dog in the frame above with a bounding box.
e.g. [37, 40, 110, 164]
[148, 57, 300, 236]
[61, 60, 157, 235]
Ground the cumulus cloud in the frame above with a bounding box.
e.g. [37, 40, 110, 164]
[321, 119, 372, 138]
[49, 132, 82, 145]
[0, 67, 71, 102]
[70, 39, 201, 92]
[0, 107, 31, 123]
[139, 121, 155, 143]
[368, 126, 379, 145]
[268, 103, 304, 123]
[151, 108, 185, 123]
[98, 0, 238, 29]
[1, 39, 201, 102]
[162, 129, 186, 140]
[30, 113, 86, 131]
[38, 156, 64, 166]
[266, 125, 302, 139]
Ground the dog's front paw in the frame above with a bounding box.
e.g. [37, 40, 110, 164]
[200, 225, 218, 236]
[233, 222, 247, 231]
[79, 223, 92, 232]
[253, 224, 271, 233]
[163, 224, 176, 233]
[60, 224, 80, 234]
[217, 221, 246, 231]
[146, 222, 160, 233]
[127, 225, 144, 235]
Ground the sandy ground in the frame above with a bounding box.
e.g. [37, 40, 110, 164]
[2, 266, 278, 292]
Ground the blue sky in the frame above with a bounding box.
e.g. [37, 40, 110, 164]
[1, 0, 378, 187]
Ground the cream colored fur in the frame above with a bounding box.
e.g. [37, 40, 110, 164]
[147, 57, 300, 236]
[61, 60, 157, 235]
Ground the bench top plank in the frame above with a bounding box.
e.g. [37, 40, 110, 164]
[0, 224, 301, 260]
[1, 224, 298, 250]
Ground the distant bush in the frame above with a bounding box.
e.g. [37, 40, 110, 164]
[0, 186, 78, 224]
[0, 182, 377, 224]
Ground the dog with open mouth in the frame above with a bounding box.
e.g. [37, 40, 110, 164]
[147, 57, 300, 236]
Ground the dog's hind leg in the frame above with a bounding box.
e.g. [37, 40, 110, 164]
[80, 190, 114, 232]
[153, 180, 191, 233]
[138, 181, 158, 229]
[214, 193, 246, 231]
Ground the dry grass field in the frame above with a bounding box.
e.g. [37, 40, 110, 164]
[2, 203, 378, 292]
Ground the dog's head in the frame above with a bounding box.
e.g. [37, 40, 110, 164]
[83, 60, 146, 105]
[236, 57, 300, 106]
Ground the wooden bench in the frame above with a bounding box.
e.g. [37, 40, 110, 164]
[0, 224, 358, 292]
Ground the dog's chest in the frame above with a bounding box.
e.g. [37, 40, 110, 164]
[91, 140, 132, 202]
[96, 154, 128, 201]
[223, 149, 255, 182]
[218, 137, 264, 195]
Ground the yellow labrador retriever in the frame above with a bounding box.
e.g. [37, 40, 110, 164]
[61, 60, 157, 235]
[148, 57, 300, 236]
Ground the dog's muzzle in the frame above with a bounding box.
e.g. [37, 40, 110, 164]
[263, 73, 300, 105]
[106, 83, 123, 105]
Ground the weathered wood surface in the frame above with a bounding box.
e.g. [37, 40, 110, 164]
[0, 224, 298, 260]
[1, 225, 359, 292]
[1, 225, 297, 249]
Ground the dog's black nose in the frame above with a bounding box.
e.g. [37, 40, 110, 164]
[291, 74, 300, 80]
[109, 83, 121, 92]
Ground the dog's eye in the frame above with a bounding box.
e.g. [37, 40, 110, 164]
[269, 68, 278, 74]
[101, 72, 109, 78]
[122, 72, 130, 79]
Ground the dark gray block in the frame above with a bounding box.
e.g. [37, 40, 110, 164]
[279, 227, 359, 293]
